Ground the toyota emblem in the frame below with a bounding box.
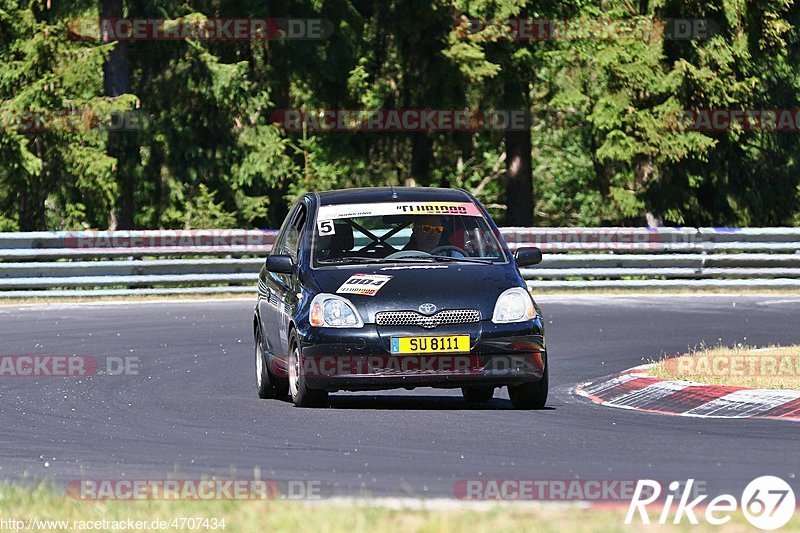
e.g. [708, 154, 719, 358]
[418, 303, 437, 315]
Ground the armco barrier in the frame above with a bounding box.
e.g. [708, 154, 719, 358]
[0, 228, 798, 297]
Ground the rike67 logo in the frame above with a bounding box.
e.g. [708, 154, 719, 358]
[626, 477, 795, 530]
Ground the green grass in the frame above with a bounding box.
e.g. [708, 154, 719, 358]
[650, 345, 800, 389]
[1, 484, 798, 532]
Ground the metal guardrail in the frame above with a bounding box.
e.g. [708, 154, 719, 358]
[0, 228, 798, 297]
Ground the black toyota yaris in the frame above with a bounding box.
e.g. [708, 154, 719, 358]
[253, 187, 547, 408]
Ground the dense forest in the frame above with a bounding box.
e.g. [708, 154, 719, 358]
[1, 0, 799, 231]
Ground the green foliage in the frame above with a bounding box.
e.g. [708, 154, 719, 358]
[0, 1, 135, 230]
[1, 0, 799, 230]
[184, 184, 237, 229]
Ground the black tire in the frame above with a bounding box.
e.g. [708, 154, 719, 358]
[288, 331, 328, 408]
[461, 386, 494, 403]
[508, 363, 548, 410]
[256, 330, 289, 400]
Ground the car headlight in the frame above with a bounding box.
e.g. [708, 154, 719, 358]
[492, 287, 536, 323]
[309, 294, 364, 328]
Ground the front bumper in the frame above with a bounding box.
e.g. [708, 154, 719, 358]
[294, 320, 546, 392]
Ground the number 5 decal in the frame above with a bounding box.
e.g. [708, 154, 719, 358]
[318, 219, 335, 236]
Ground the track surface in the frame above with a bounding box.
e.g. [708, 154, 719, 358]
[1, 295, 799, 498]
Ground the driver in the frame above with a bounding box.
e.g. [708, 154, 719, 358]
[403, 215, 444, 253]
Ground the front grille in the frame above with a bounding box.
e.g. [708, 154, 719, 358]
[375, 309, 481, 329]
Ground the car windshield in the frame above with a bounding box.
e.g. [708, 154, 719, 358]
[312, 201, 506, 266]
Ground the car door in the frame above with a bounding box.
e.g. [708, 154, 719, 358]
[276, 201, 308, 355]
[260, 202, 300, 357]
[263, 200, 309, 357]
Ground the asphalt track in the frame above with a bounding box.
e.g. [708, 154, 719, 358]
[1, 295, 799, 500]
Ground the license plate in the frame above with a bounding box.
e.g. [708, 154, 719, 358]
[390, 335, 470, 354]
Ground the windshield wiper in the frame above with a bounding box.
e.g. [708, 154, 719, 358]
[317, 256, 432, 264]
[428, 255, 496, 264]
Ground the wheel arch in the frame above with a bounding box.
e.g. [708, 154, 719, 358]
[287, 320, 299, 350]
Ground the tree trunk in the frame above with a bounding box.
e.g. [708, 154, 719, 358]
[504, 109, 533, 226]
[265, 0, 291, 224]
[503, 72, 533, 226]
[633, 154, 662, 227]
[101, 0, 134, 229]
[19, 137, 48, 231]
[411, 132, 433, 186]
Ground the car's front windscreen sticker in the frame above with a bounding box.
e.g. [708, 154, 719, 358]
[317, 201, 481, 222]
[336, 274, 393, 296]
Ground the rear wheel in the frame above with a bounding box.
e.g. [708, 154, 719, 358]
[256, 330, 289, 400]
[288, 332, 328, 408]
[508, 364, 548, 410]
[461, 387, 494, 403]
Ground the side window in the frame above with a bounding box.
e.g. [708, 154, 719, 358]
[284, 204, 307, 262]
[273, 202, 300, 255]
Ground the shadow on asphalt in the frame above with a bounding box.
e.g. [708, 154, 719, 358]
[325, 395, 556, 411]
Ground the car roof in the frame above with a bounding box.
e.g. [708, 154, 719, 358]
[314, 187, 473, 206]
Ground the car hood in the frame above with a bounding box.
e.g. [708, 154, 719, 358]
[309, 262, 525, 323]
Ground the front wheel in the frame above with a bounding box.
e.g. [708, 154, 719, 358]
[256, 331, 289, 400]
[288, 332, 329, 408]
[508, 364, 548, 410]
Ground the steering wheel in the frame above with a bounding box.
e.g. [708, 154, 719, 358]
[431, 245, 468, 257]
[385, 250, 433, 259]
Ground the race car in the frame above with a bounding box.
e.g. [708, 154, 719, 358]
[253, 186, 547, 408]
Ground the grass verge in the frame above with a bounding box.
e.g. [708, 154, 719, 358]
[0, 484, 792, 532]
[650, 345, 800, 389]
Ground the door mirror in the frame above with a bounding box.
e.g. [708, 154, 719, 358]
[514, 247, 542, 267]
[266, 254, 293, 274]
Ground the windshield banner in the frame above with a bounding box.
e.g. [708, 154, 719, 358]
[317, 201, 482, 222]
